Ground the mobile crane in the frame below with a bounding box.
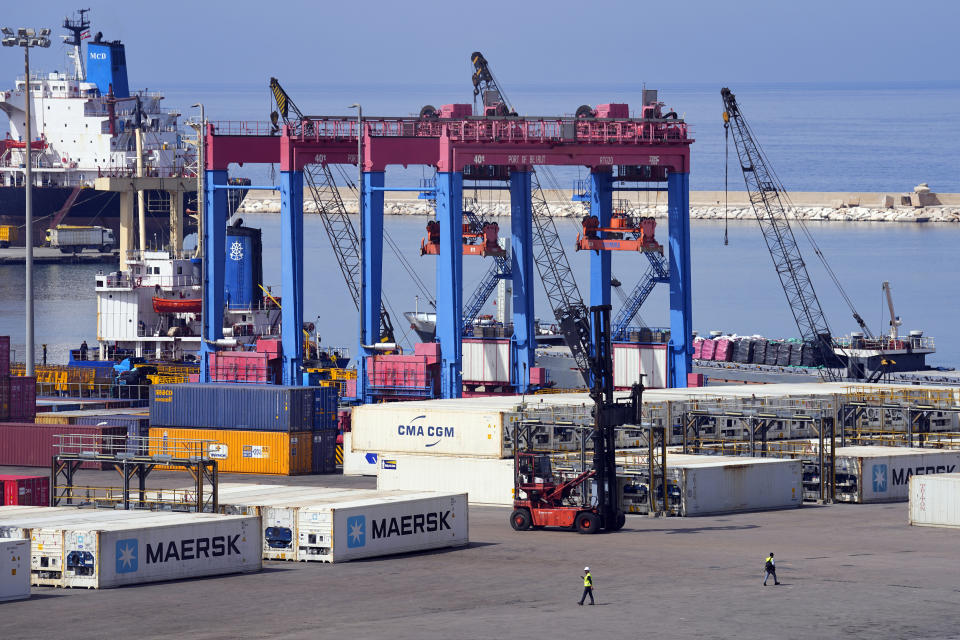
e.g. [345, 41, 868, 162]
[510, 305, 634, 533]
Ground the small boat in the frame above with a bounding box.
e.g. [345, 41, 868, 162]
[152, 296, 202, 314]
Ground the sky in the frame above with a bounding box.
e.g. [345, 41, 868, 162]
[1, 0, 958, 96]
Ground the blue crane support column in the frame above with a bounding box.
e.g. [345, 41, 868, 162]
[509, 170, 535, 392]
[667, 171, 692, 387]
[200, 169, 228, 382]
[590, 170, 613, 309]
[357, 170, 384, 403]
[279, 170, 304, 385]
[435, 170, 463, 398]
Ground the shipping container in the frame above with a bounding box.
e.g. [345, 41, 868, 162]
[150, 384, 315, 431]
[461, 339, 511, 383]
[0, 335, 10, 378]
[613, 343, 668, 389]
[831, 447, 960, 504]
[74, 413, 151, 438]
[0, 539, 29, 602]
[342, 432, 379, 476]
[225, 226, 263, 310]
[9, 377, 36, 422]
[0, 475, 50, 506]
[148, 427, 313, 475]
[909, 473, 960, 528]
[377, 454, 515, 505]
[668, 455, 802, 516]
[0, 423, 127, 468]
[4, 510, 262, 588]
[312, 430, 338, 474]
[0, 376, 9, 420]
[294, 492, 468, 563]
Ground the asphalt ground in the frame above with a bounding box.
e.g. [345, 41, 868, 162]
[3, 466, 960, 640]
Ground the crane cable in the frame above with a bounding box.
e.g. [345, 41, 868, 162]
[724, 121, 730, 245]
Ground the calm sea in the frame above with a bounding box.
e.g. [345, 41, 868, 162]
[1, 82, 958, 366]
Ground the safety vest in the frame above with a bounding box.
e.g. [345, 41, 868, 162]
[765, 556, 774, 569]
[583, 573, 592, 587]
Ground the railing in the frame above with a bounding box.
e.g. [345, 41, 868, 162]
[97, 272, 201, 290]
[55, 434, 214, 459]
[50, 485, 201, 510]
[211, 116, 691, 146]
[833, 335, 935, 351]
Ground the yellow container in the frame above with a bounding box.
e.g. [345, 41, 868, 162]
[0, 225, 17, 245]
[147, 427, 313, 475]
[35, 414, 73, 425]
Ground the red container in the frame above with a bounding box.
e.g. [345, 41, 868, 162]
[0, 335, 9, 378]
[594, 103, 629, 118]
[256, 338, 281, 356]
[9, 376, 36, 422]
[209, 352, 270, 383]
[687, 373, 706, 388]
[0, 422, 126, 468]
[0, 474, 49, 506]
[530, 367, 546, 385]
[338, 409, 352, 433]
[0, 376, 9, 421]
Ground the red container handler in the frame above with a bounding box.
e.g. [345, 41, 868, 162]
[0, 422, 126, 468]
[0, 474, 50, 506]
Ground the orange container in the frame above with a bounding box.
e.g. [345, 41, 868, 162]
[147, 427, 313, 475]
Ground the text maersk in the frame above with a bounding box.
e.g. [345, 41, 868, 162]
[893, 465, 955, 485]
[146, 535, 241, 564]
[371, 511, 451, 539]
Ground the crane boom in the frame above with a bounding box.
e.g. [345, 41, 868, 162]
[270, 78, 395, 344]
[721, 87, 839, 380]
[471, 53, 593, 383]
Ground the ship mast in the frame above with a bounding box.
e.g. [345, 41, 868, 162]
[62, 8, 90, 81]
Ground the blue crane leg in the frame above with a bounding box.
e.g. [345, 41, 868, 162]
[200, 169, 228, 383]
[279, 170, 304, 385]
[435, 171, 463, 398]
[589, 170, 613, 309]
[667, 171, 692, 387]
[509, 170, 535, 391]
[357, 171, 385, 402]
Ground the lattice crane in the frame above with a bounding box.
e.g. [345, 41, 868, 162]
[270, 78, 395, 345]
[471, 52, 594, 383]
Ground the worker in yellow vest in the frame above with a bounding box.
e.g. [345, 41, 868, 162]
[763, 552, 780, 586]
[578, 567, 594, 605]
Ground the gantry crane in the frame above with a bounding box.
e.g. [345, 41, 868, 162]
[721, 88, 876, 380]
[470, 52, 594, 383]
[269, 78, 396, 345]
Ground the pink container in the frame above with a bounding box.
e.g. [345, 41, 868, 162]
[687, 373, 706, 387]
[530, 367, 546, 385]
[594, 103, 629, 118]
[414, 342, 441, 358]
[692, 340, 703, 359]
[700, 339, 716, 361]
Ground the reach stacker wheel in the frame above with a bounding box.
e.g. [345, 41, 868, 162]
[510, 508, 532, 531]
[575, 511, 601, 534]
[609, 510, 626, 531]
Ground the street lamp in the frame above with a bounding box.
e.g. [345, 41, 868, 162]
[3, 26, 51, 377]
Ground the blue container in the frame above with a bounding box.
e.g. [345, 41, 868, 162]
[312, 387, 340, 430]
[311, 430, 338, 474]
[224, 226, 263, 310]
[150, 384, 314, 432]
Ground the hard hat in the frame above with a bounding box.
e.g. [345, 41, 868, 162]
[584, 566, 590, 571]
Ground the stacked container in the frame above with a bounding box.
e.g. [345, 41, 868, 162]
[0, 336, 36, 423]
[0, 422, 126, 468]
[148, 383, 339, 475]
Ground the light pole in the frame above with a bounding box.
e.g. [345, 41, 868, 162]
[190, 103, 205, 260]
[3, 26, 51, 377]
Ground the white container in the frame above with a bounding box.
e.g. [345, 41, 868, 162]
[294, 492, 468, 562]
[0, 539, 30, 602]
[351, 402, 513, 458]
[342, 432, 381, 476]
[0, 508, 261, 589]
[613, 343, 668, 389]
[910, 473, 960, 528]
[377, 454, 515, 506]
[833, 447, 960, 503]
[462, 339, 510, 383]
[670, 455, 802, 516]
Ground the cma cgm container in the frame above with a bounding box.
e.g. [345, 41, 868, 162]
[909, 473, 960, 528]
[150, 384, 315, 431]
[0, 539, 29, 602]
[833, 447, 960, 503]
[351, 400, 517, 458]
[0, 423, 127, 468]
[148, 427, 312, 475]
[0, 475, 50, 506]
[7, 509, 262, 588]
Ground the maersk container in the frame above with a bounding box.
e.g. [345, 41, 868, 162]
[0, 539, 30, 602]
[149, 427, 313, 475]
[150, 383, 314, 431]
[377, 454, 515, 505]
[294, 492, 468, 563]
[909, 473, 960, 528]
[24, 511, 261, 588]
[832, 447, 960, 504]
